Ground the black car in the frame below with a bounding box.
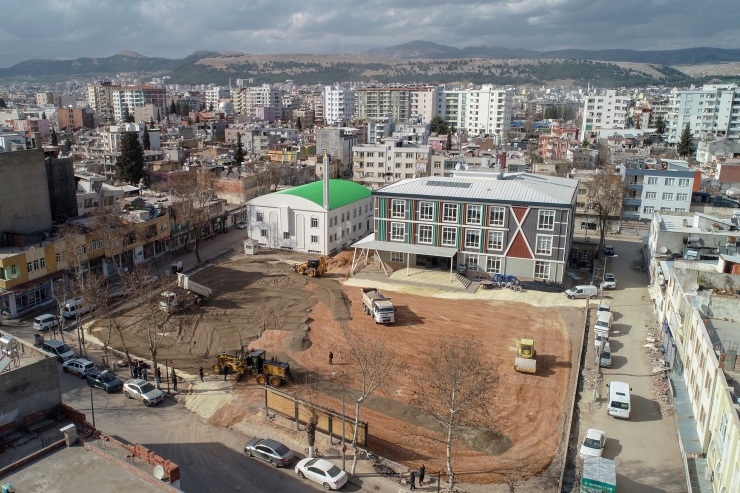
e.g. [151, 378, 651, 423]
[86, 369, 123, 393]
[244, 438, 294, 467]
[603, 245, 615, 256]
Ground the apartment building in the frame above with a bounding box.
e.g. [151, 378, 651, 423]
[232, 84, 283, 118]
[58, 107, 95, 130]
[366, 115, 395, 144]
[538, 125, 580, 161]
[35, 92, 76, 108]
[316, 127, 360, 169]
[352, 138, 431, 189]
[355, 172, 579, 282]
[619, 159, 698, 221]
[581, 90, 630, 139]
[87, 82, 119, 121]
[461, 85, 513, 137]
[323, 85, 356, 125]
[665, 84, 740, 144]
[441, 89, 468, 131]
[355, 88, 412, 122]
[410, 86, 441, 123]
[204, 87, 230, 110]
[104, 123, 161, 152]
[111, 85, 167, 122]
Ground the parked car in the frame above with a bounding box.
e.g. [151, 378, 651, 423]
[603, 245, 615, 256]
[244, 438, 294, 467]
[579, 429, 606, 459]
[235, 221, 248, 229]
[61, 298, 95, 319]
[87, 369, 123, 393]
[594, 330, 609, 350]
[123, 379, 164, 406]
[33, 314, 60, 331]
[42, 339, 76, 361]
[598, 303, 610, 313]
[564, 285, 598, 299]
[599, 342, 612, 368]
[295, 458, 348, 490]
[602, 273, 617, 290]
[62, 358, 96, 378]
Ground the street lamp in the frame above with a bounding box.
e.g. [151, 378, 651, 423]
[332, 371, 346, 471]
[600, 255, 618, 305]
[89, 380, 96, 429]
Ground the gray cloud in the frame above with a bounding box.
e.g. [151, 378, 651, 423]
[0, 0, 736, 67]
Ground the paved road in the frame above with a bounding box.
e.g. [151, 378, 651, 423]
[578, 236, 684, 492]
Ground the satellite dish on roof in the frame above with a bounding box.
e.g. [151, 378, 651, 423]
[690, 282, 700, 291]
[660, 247, 668, 254]
[153, 465, 165, 480]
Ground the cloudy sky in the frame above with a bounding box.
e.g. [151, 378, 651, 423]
[1, 0, 738, 67]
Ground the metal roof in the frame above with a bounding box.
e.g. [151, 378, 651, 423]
[373, 173, 578, 206]
[276, 180, 371, 211]
[352, 234, 458, 257]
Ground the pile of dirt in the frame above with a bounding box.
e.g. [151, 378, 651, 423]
[282, 329, 312, 352]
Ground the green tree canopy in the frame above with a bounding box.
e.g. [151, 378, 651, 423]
[296, 117, 302, 131]
[234, 132, 245, 163]
[445, 131, 452, 151]
[179, 103, 190, 117]
[655, 116, 666, 135]
[64, 138, 72, 150]
[50, 128, 58, 146]
[0, 98, 6, 108]
[41, 112, 47, 120]
[117, 131, 145, 184]
[169, 101, 177, 115]
[677, 123, 696, 159]
[582, 138, 590, 148]
[142, 126, 151, 151]
[430, 115, 448, 135]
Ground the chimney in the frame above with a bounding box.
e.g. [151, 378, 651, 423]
[323, 150, 330, 210]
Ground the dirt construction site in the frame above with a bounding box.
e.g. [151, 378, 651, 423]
[94, 251, 583, 487]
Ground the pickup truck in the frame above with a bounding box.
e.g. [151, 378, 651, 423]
[360, 288, 395, 324]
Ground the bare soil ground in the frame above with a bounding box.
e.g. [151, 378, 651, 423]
[96, 252, 580, 486]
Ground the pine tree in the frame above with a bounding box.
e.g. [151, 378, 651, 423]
[676, 123, 696, 159]
[445, 131, 452, 151]
[582, 138, 590, 148]
[234, 132, 245, 163]
[169, 101, 177, 115]
[122, 106, 131, 123]
[142, 126, 151, 151]
[655, 116, 666, 135]
[209, 103, 214, 112]
[64, 139, 72, 151]
[0, 97, 6, 108]
[296, 117, 302, 131]
[117, 132, 145, 184]
[42, 112, 47, 120]
[50, 128, 58, 146]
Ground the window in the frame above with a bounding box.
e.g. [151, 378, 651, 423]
[644, 191, 657, 199]
[676, 193, 689, 201]
[391, 251, 404, 263]
[391, 222, 405, 241]
[679, 178, 690, 187]
[341, 213, 345, 222]
[56, 252, 64, 263]
[643, 206, 655, 214]
[418, 225, 433, 244]
[353, 209, 357, 218]
[310, 217, 318, 228]
[464, 254, 479, 271]
[283, 232, 290, 240]
[665, 178, 675, 186]
[538, 210, 555, 230]
[419, 201, 433, 221]
[534, 261, 550, 280]
[40, 258, 45, 268]
[662, 193, 673, 200]
[27, 262, 33, 273]
[311, 235, 318, 243]
[647, 177, 658, 185]
[466, 205, 482, 225]
[256, 212, 264, 221]
[489, 207, 505, 226]
[465, 230, 480, 249]
[536, 235, 553, 255]
[488, 231, 503, 250]
[486, 257, 501, 274]
[91, 239, 103, 251]
[260, 229, 267, 237]
[442, 203, 458, 222]
[441, 227, 457, 246]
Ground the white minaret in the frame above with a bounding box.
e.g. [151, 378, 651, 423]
[323, 150, 330, 210]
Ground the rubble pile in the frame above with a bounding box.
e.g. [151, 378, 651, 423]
[644, 322, 675, 416]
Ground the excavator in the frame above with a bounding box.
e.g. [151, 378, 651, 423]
[291, 256, 328, 277]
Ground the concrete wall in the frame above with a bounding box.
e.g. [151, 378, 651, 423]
[0, 149, 53, 245]
[45, 157, 78, 221]
[0, 351, 61, 427]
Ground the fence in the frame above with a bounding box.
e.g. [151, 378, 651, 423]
[265, 386, 368, 447]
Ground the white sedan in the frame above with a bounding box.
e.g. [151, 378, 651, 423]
[235, 221, 248, 229]
[579, 428, 606, 459]
[62, 358, 96, 378]
[295, 458, 348, 490]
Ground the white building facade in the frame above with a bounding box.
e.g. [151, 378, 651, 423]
[323, 85, 356, 125]
[581, 90, 630, 139]
[352, 138, 432, 189]
[666, 84, 740, 144]
[233, 84, 283, 118]
[205, 87, 230, 109]
[619, 160, 696, 221]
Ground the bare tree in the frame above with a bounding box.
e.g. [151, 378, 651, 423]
[172, 169, 218, 264]
[496, 459, 543, 493]
[340, 324, 398, 475]
[411, 335, 502, 492]
[582, 173, 626, 255]
[595, 142, 612, 168]
[297, 375, 324, 458]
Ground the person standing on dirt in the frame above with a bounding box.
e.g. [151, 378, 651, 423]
[141, 367, 147, 382]
[329, 351, 334, 365]
[133, 362, 139, 379]
[418, 465, 425, 485]
[199, 367, 204, 382]
[223, 365, 228, 381]
[129, 361, 135, 378]
[156, 367, 161, 384]
[172, 372, 178, 392]
[409, 470, 416, 490]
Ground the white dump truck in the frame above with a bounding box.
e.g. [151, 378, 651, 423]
[360, 288, 395, 324]
[160, 273, 212, 312]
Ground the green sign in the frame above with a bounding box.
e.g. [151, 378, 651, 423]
[582, 478, 616, 493]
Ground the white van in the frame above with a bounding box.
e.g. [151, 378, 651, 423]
[607, 381, 631, 419]
[595, 311, 613, 332]
[565, 285, 598, 299]
[42, 339, 76, 362]
[61, 298, 95, 319]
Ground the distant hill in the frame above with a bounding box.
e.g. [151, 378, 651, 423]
[0, 51, 220, 79]
[366, 40, 740, 65]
